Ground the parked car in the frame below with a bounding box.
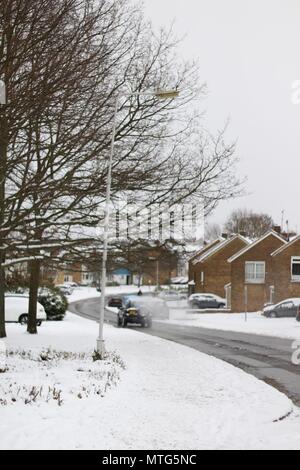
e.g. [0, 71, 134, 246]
[55, 284, 73, 296]
[263, 298, 300, 318]
[157, 291, 186, 301]
[188, 293, 207, 303]
[117, 298, 153, 328]
[4, 294, 47, 325]
[63, 282, 78, 288]
[189, 293, 226, 309]
[107, 297, 124, 308]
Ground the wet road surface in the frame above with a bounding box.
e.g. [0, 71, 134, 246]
[70, 297, 300, 406]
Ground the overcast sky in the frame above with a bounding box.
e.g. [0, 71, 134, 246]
[144, 0, 300, 232]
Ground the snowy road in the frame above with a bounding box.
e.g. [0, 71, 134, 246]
[70, 297, 300, 406]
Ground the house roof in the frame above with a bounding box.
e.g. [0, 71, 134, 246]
[189, 237, 224, 262]
[192, 234, 249, 265]
[271, 234, 300, 257]
[228, 230, 287, 263]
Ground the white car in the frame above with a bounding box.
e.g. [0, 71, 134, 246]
[63, 282, 78, 288]
[55, 284, 74, 296]
[158, 291, 186, 301]
[5, 295, 47, 325]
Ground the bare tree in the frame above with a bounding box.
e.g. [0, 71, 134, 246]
[0, 0, 242, 336]
[204, 222, 222, 242]
[224, 209, 274, 239]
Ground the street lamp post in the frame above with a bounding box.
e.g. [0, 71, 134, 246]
[97, 97, 118, 358]
[96, 89, 179, 357]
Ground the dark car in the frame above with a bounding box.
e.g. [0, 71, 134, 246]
[107, 297, 124, 308]
[263, 298, 300, 318]
[117, 299, 152, 328]
[190, 294, 226, 310]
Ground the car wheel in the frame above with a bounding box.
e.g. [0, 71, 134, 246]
[269, 312, 277, 318]
[122, 319, 127, 328]
[19, 314, 28, 325]
[117, 316, 122, 327]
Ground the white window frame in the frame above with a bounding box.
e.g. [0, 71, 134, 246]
[200, 271, 204, 284]
[291, 257, 300, 282]
[245, 261, 266, 284]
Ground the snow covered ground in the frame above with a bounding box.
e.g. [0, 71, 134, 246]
[162, 306, 300, 340]
[1, 303, 300, 449]
[68, 284, 155, 303]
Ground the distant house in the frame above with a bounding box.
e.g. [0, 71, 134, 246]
[228, 230, 287, 312]
[54, 264, 94, 286]
[272, 235, 300, 303]
[189, 234, 249, 299]
[109, 268, 133, 286]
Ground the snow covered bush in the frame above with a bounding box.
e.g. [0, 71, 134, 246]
[0, 348, 126, 406]
[38, 287, 68, 321]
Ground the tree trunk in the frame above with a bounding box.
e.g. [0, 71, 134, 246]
[27, 259, 41, 334]
[0, 258, 6, 338]
[0, 107, 7, 338]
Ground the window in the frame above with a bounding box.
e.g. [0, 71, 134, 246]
[245, 262, 265, 283]
[291, 257, 300, 281]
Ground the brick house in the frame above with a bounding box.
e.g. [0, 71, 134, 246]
[189, 234, 249, 299]
[271, 235, 300, 303]
[228, 230, 287, 312]
[188, 238, 223, 294]
[53, 264, 94, 286]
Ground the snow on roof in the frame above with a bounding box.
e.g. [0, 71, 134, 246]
[271, 234, 300, 257]
[192, 234, 249, 265]
[171, 276, 188, 284]
[228, 230, 287, 263]
[189, 237, 224, 262]
[267, 298, 300, 309]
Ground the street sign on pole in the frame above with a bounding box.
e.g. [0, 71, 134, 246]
[0, 80, 5, 105]
[244, 285, 248, 322]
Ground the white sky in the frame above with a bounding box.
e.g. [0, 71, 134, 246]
[143, 0, 300, 231]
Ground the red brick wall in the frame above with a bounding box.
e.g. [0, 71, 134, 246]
[188, 240, 221, 284]
[192, 238, 247, 298]
[273, 239, 300, 303]
[231, 234, 285, 312]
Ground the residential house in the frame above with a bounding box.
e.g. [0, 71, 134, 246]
[272, 235, 300, 303]
[188, 238, 223, 294]
[190, 234, 249, 299]
[228, 230, 287, 312]
[54, 264, 94, 286]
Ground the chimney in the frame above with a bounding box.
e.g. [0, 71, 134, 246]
[239, 231, 247, 237]
[273, 225, 282, 235]
[222, 233, 228, 240]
